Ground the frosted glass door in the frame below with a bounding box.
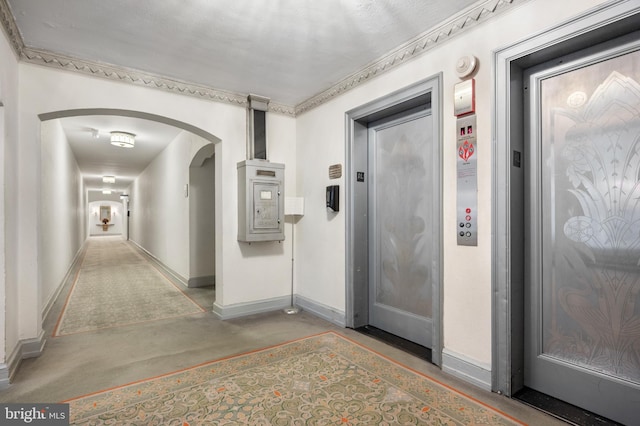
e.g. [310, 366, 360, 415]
[525, 46, 640, 425]
[368, 111, 433, 348]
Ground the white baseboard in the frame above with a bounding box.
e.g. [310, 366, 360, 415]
[212, 294, 347, 326]
[441, 348, 491, 391]
[294, 295, 346, 327]
[20, 330, 46, 359]
[2, 329, 47, 386]
[42, 242, 86, 322]
[213, 295, 290, 320]
[129, 240, 188, 287]
[0, 343, 20, 389]
[0, 363, 9, 390]
[188, 275, 215, 288]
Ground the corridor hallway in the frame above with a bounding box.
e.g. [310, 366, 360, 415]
[0, 237, 561, 424]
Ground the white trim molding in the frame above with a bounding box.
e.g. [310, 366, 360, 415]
[188, 275, 215, 288]
[0, 0, 526, 116]
[212, 296, 290, 320]
[294, 0, 528, 115]
[20, 330, 46, 360]
[129, 240, 189, 287]
[20, 47, 296, 117]
[0, 330, 47, 387]
[0, 0, 23, 57]
[295, 295, 346, 328]
[442, 348, 492, 391]
[0, 364, 9, 390]
[42, 243, 86, 323]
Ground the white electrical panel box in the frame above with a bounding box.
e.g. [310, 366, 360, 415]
[237, 160, 285, 242]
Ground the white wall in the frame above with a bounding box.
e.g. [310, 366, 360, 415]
[11, 63, 296, 356]
[40, 119, 85, 311]
[295, 0, 609, 368]
[129, 131, 193, 279]
[212, 110, 297, 307]
[0, 27, 20, 370]
[5, 0, 615, 387]
[88, 200, 124, 236]
[189, 156, 215, 281]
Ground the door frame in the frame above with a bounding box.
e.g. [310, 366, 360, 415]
[345, 73, 443, 366]
[492, 0, 640, 396]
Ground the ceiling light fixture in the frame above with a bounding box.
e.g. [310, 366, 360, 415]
[110, 131, 135, 148]
[102, 190, 112, 195]
[102, 176, 116, 183]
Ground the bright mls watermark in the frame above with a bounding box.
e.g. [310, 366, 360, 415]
[1, 404, 68, 425]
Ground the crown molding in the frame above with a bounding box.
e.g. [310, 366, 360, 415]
[18, 46, 297, 117]
[266, 101, 296, 117]
[0, 0, 296, 117]
[22, 46, 298, 117]
[1, 0, 524, 117]
[294, 0, 528, 115]
[0, 0, 24, 57]
[21, 47, 243, 103]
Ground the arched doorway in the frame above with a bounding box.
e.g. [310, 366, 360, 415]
[39, 109, 221, 319]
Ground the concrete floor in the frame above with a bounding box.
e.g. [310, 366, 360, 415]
[0, 241, 565, 425]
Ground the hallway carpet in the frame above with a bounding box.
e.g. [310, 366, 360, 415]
[0, 236, 563, 425]
[54, 237, 204, 336]
[66, 331, 523, 425]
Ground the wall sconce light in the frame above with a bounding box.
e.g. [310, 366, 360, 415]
[110, 131, 135, 148]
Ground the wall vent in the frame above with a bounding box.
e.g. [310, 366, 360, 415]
[329, 164, 342, 179]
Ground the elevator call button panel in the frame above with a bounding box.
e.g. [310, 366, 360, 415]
[456, 114, 477, 246]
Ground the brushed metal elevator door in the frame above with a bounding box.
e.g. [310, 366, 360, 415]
[368, 110, 433, 348]
[524, 43, 640, 425]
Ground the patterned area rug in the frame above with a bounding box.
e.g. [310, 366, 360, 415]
[65, 332, 524, 425]
[54, 237, 204, 336]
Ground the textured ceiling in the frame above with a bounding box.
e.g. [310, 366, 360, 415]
[4, 0, 498, 194]
[7, 0, 479, 106]
[59, 116, 183, 192]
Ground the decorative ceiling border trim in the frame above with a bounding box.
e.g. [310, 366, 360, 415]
[19, 47, 296, 117]
[294, 0, 528, 115]
[0, 0, 296, 117]
[21, 47, 234, 105]
[0, 0, 24, 56]
[1, 0, 525, 117]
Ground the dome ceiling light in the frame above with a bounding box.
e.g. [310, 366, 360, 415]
[110, 131, 135, 148]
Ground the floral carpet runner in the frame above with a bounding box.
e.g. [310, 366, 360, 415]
[54, 237, 204, 336]
[65, 332, 524, 425]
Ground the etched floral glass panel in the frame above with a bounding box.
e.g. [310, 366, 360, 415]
[375, 116, 432, 318]
[540, 50, 640, 384]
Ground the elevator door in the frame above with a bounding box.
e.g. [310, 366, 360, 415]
[368, 110, 433, 348]
[524, 43, 640, 425]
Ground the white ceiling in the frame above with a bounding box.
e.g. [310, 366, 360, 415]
[6, 0, 480, 194]
[60, 116, 183, 192]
